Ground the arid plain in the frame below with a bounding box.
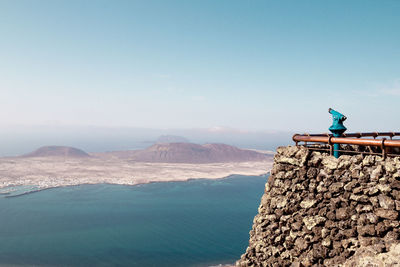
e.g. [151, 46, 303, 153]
[0, 143, 273, 192]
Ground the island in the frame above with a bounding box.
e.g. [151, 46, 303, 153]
[0, 143, 273, 195]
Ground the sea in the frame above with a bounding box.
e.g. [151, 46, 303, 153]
[0, 175, 267, 267]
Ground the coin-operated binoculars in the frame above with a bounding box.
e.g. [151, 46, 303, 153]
[328, 108, 347, 158]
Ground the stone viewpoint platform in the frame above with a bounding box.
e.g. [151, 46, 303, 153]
[237, 146, 400, 266]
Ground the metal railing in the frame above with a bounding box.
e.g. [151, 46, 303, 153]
[293, 132, 400, 157]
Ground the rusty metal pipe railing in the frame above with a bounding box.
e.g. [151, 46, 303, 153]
[342, 132, 400, 139]
[293, 132, 400, 158]
[293, 134, 400, 148]
[303, 132, 400, 139]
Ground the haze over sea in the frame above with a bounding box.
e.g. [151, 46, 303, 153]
[0, 175, 266, 267]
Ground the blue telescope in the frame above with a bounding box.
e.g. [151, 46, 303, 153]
[328, 108, 347, 158]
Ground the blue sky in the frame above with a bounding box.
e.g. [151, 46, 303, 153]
[0, 0, 399, 133]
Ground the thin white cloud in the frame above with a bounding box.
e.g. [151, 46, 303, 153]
[191, 95, 205, 101]
[379, 79, 400, 96]
[381, 89, 400, 96]
[207, 126, 250, 134]
[350, 90, 379, 97]
[153, 74, 171, 79]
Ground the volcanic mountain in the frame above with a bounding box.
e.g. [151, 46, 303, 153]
[106, 143, 270, 163]
[22, 146, 90, 158]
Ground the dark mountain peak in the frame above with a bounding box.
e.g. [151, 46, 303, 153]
[22, 146, 90, 158]
[130, 142, 269, 163]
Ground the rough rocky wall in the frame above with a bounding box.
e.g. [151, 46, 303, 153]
[343, 242, 400, 266]
[237, 146, 400, 266]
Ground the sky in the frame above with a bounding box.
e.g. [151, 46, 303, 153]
[0, 0, 400, 135]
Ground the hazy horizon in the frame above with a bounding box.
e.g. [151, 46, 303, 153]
[0, 124, 294, 156]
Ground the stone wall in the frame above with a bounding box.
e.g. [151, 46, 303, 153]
[237, 146, 400, 266]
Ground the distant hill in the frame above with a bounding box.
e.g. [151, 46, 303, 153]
[156, 135, 189, 144]
[22, 146, 90, 158]
[106, 143, 270, 163]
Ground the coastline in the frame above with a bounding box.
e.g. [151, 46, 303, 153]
[0, 157, 272, 197]
[3, 173, 270, 198]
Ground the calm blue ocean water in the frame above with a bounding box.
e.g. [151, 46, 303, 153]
[0, 175, 267, 267]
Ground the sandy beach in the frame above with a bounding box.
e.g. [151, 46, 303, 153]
[0, 155, 272, 192]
